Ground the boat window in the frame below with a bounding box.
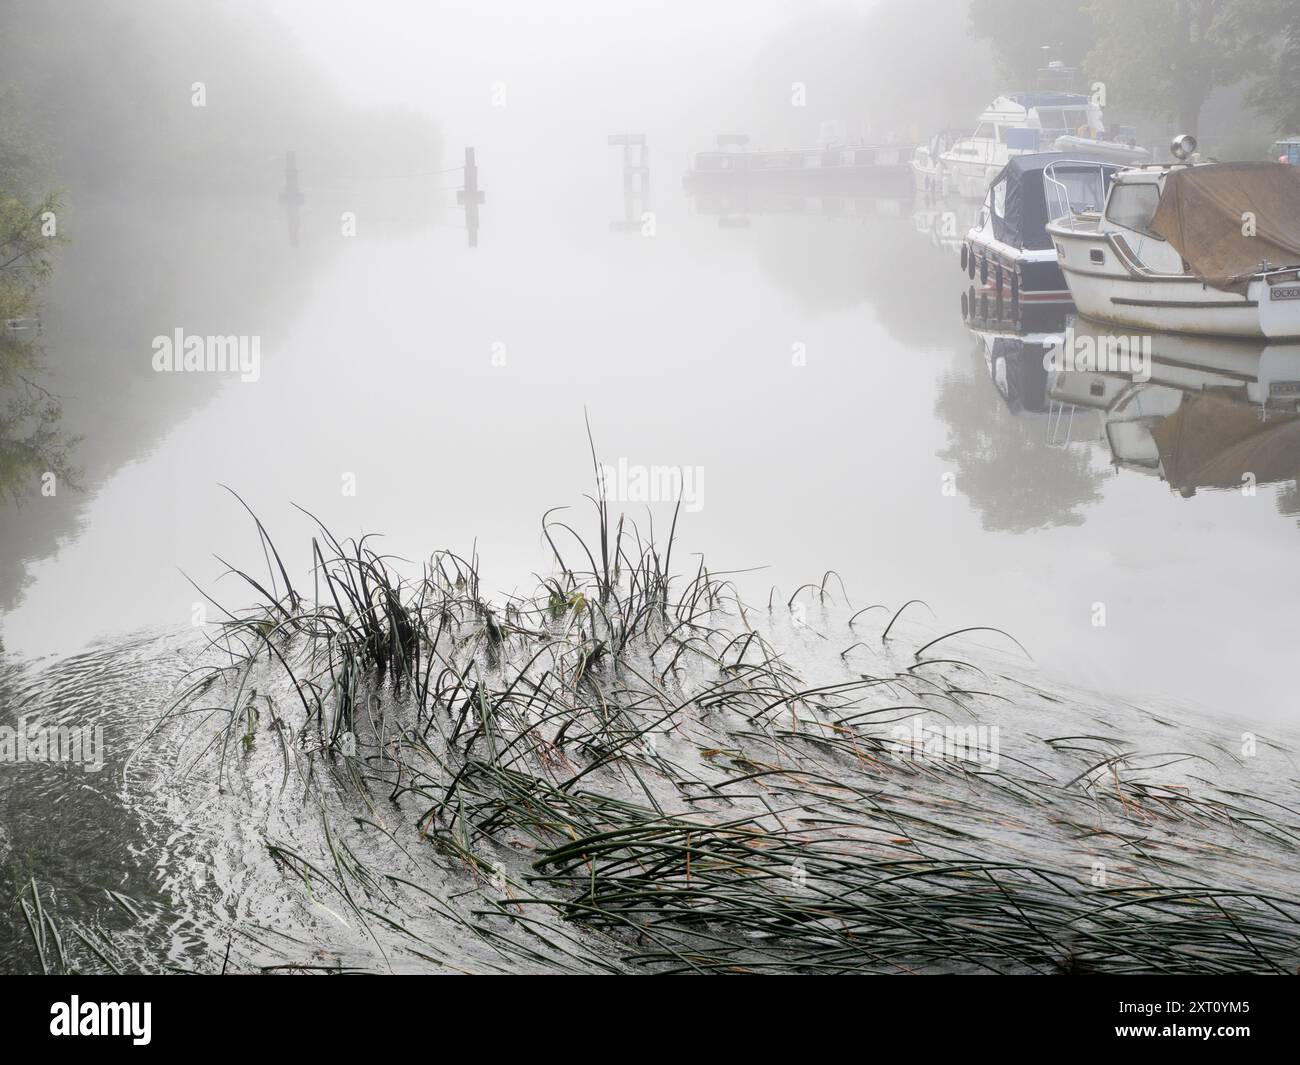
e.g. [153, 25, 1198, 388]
[1105, 183, 1162, 235]
[992, 179, 1006, 217]
[1036, 109, 1064, 132]
[1064, 109, 1090, 132]
[973, 123, 993, 140]
[996, 125, 1007, 143]
[1044, 164, 1111, 218]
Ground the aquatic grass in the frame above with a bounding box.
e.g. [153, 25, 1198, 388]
[124, 462, 1300, 975]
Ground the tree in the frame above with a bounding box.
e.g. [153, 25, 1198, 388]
[0, 87, 78, 505]
[1084, 0, 1269, 136]
[969, 0, 1094, 87]
[1246, 1, 1300, 135]
[742, 0, 996, 146]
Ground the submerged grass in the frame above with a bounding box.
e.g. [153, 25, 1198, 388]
[127, 460, 1300, 975]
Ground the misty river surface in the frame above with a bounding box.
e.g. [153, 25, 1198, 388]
[6, 154, 1298, 721]
[2, 148, 1300, 970]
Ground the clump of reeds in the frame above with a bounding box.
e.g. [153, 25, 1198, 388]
[136, 457, 1300, 975]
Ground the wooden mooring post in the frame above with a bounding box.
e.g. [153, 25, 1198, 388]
[456, 147, 486, 248]
[607, 133, 650, 231]
[279, 150, 304, 247]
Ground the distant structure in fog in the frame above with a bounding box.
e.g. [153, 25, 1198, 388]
[607, 133, 651, 232]
[279, 150, 304, 248]
[455, 147, 485, 249]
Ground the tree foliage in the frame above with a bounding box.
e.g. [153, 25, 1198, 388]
[968, 0, 1095, 87]
[1084, 0, 1271, 135]
[0, 88, 77, 504]
[1245, 1, 1300, 135]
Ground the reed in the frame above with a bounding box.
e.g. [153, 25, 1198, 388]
[132, 468, 1300, 975]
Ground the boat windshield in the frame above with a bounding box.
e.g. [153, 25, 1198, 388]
[1035, 107, 1093, 137]
[1043, 160, 1114, 222]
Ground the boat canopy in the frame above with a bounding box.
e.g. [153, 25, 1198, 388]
[1149, 162, 1300, 293]
[1149, 391, 1300, 491]
[988, 152, 1117, 250]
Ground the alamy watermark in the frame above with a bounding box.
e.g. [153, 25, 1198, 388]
[151, 328, 261, 382]
[50, 997, 150, 1045]
[1043, 326, 1150, 382]
[599, 458, 705, 513]
[0, 715, 105, 772]
[889, 715, 999, 771]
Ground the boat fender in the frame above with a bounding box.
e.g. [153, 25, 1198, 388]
[960, 243, 968, 272]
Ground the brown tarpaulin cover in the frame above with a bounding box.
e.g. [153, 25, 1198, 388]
[1149, 162, 1300, 294]
[1150, 391, 1300, 491]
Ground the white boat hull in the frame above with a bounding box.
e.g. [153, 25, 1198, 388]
[1050, 229, 1300, 340]
[940, 156, 1002, 200]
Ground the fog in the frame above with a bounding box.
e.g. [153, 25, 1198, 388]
[2, 0, 1300, 983]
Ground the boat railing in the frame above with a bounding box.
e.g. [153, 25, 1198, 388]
[1043, 159, 1115, 230]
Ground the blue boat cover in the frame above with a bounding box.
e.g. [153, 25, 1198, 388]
[989, 151, 1120, 250]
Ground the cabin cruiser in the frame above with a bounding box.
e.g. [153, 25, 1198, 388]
[961, 152, 1122, 329]
[1047, 138, 1300, 339]
[911, 129, 964, 197]
[937, 92, 1148, 200]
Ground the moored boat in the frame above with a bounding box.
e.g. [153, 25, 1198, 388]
[937, 92, 1148, 200]
[684, 123, 913, 191]
[960, 152, 1122, 329]
[911, 128, 964, 197]
[1046, 143, 1300, 339]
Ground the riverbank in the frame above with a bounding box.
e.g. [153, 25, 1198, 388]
[3, 489, 1298, 974]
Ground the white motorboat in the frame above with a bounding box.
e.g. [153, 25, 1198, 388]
[937, 92, 1148, 200]
[911, 129, 964, 197]
[1046, 139, 1300, 339]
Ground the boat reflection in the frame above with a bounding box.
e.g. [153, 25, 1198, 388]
[911, 195, 980, 255]
[689, 187, 906, 226]
[1049, 319, 1300, 497]
[937, 310, 1107, 532]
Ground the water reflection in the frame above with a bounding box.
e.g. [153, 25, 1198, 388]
[955, 305, 1300, 530]
[278, 151, 305, 249]
[0, 325, 80, 512]
[685, 186, 969, 350]
[1051, 321, 1300, 499]
[938, 317, 1106, 531]
[0, 194, 343, 618]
